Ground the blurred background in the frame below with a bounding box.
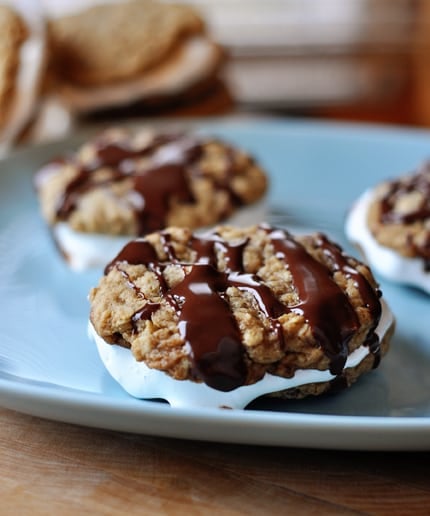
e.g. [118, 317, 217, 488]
[2, 0, 430, 153]
[183, 0, 430, 126]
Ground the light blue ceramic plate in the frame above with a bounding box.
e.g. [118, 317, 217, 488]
[1, 118, 429, 450]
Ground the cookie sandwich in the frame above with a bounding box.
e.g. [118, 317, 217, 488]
[345, 162, 430, 293]
[88, 224, 394, 409]
[44, 0, 224, 114]
[34, 127, 268, 270]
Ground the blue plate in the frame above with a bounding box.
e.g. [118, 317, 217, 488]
[0, 118, 429, 450]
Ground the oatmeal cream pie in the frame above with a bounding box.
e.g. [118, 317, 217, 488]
[88, 224, 394, 409]
[34, 127, 268, 270]
[345, 162, 430, 293]
[0, 1, 45, 154]
[44, 0, 224, 114]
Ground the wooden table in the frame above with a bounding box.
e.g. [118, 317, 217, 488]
[1, 406, 429, 515]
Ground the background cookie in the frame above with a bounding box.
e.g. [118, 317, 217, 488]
[89, 224, 394, 409]
[345, 162, 430, 293]
[44, 0, 225, 114]
[47, 0, 204, 86]
[34, 126, 268, 270]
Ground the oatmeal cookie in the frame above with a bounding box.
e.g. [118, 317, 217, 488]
[88, 224, 394, 408]
[345, 162, 430, 293]
[45, 0, 224, 114]
[34, 126, 268, 270]
[47, 0, 204, 86]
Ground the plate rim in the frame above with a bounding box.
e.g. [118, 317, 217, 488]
[2, 376, 430, 451]
[2, 116, 430, 450]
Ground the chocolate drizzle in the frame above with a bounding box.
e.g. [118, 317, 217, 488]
[170, 264, 246, 391]
[105, 227, 383, 391]
[379, 164, 430, 265]
[39, 131, 246, 235]
[106, 239, 158, 273]
[314, 233, 382, 367]
[380, 165, 430, 224]
[133, 164, 195, 233]
[268, 229, 361, 375]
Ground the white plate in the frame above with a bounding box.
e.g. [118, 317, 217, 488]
[1, 118, 430, 450]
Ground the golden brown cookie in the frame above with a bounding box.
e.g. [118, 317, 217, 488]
[34, 126, 268, 270]
[47, 0, 204, 86]
[367, 163, 430, 260]
[44, 1, 224, 114]
[345, 162, 430, 293]
[88, 224, 394, 408]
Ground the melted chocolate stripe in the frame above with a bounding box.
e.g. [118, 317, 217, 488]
[55, 134, 201, 229]
[132, 303, 161, 329]
[105, 239, 158, 273]
[378, 166, 430, 263]
[268, 229, 360, 375]
[215, 238, 248, 272]
[169, 264, 246, 391]
[134, 164, 195, 234]
[227, 271, 286, 347]
[315, 233, 382, 365]
[57, 135, 180, 219]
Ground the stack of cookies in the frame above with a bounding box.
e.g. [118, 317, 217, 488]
[0, 0, 226, 152]
[44, 0, 225, 115]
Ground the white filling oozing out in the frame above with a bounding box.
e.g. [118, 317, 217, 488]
[54, 223, 131, 272]
[345, 189, 430, 294]
[0, 0, 45, 155]
[89, 299, 394, 409]
[54, 197, 267, 272]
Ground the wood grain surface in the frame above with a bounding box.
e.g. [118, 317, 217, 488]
[1, 407, 429, 515]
